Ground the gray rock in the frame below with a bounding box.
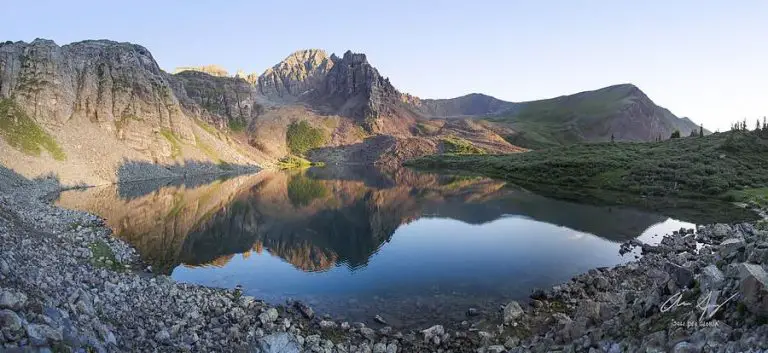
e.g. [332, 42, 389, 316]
[503, 301, 524, 324]
[738, 263, 768, 315]
[259, 307, 279, 324]
[422, 325, 444, 345]
[386, 343, 398, 353]
[487, 345, 506, 353]
[712, 224, 731, 238]
[373, 342, 387, 353]
[305, 334, 321, 347]
[504, 336, 521, 348]
[266, 307, 279, 321]
[0, 259, 9, 275]
[719, 238, 746, 259]
[673, 341, 699, 353]
[294, 301, 315, 320]
[374, 314, 387, 325]
[257, 332, 301, 353]
[319, 320, 337, 329]
[699, 264, 725, 291]
[575, 300, 601, 324]
[640, 330, 666, 351]
[26, 324, 63, 346]
[0, 289, 27, 310]
[664, 262, 694, 288]
[747, 247, 768, 264]
[0, 309, 23, 341]
[154, 329, 171, 344]
[360, 327, 376, 339]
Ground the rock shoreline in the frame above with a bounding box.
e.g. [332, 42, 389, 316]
[2, 171, 768, 352]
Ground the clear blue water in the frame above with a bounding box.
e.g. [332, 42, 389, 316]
[57, 167, 694, 328]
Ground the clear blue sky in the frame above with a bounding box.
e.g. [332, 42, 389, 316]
[3, 0, 766, 131]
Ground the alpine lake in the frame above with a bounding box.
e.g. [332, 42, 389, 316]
[57, 165, 747, 330]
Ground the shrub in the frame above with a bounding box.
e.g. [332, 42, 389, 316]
[286, 121, 326, 155]
[229, 119, 247, 132]
[441, 136, 486, 155]
[276, 155, 320, 169]
[159, 129, 182, 158]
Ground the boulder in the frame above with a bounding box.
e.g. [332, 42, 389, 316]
[719, 238, 746, 260]
[154, 329, 171, 344]
[699, 264, 725, 292]
[503, 301, 524, 324]
[26, 324, 63, 346]
[0, 309, 23, 341]
[712, 224, 731, 239]
[373, 343, 387, 353]
[422, 325, 444, 344]
[293, 301, 314, 320]
[664, 262, 694, 288]
[256, 332, 301, 353]
[738, 263, 768, 315]
[0, 289, 27, 310]
[487, 345, 506, 353]
[575, 300, 601, 324]
[319, 320, 337, 329]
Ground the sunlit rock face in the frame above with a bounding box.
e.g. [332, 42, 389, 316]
[256, 49, 333, 101]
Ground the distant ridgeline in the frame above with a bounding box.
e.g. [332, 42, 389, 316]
[0, 38, 704, 185]
[172, 65, 230, 77]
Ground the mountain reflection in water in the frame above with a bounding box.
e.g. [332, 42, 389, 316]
[56, 167, 694, 328]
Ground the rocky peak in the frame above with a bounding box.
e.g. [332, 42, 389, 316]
[335, 50, 368, 65]
[256, 49, 332, 100]
[318, 50, 405, 128]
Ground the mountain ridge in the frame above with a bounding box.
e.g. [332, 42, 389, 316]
[0, 38, 706, 183]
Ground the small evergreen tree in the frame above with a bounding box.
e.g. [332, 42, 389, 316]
[757, 119, 761, 132]
[611, 133, 615, 143]
[671, 130, 681, 139]
[689, 130, 697, 137]
[699, 124, 704, 138]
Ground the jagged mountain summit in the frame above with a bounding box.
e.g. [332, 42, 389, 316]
[0, 38, 704, 183]
[256, 49, 333, 101]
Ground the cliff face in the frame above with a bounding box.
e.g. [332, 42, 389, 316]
[0, 39, 261, 184]
[171, 70, 263, 130]
[315, 51, 416, 133]
[0, 39, 192, 140]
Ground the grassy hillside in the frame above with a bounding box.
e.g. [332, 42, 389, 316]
[0, 98, 66, 160]
[407, 131, 768, 222]
[485, 84, 702, 148]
